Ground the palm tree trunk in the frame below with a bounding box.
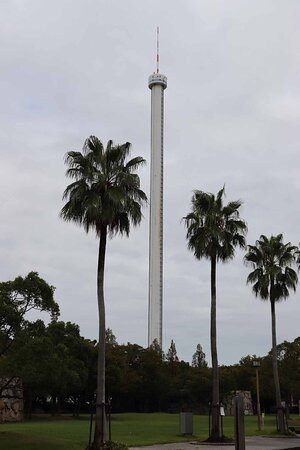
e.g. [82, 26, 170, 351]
[93, 226, 107, 448]
[210, 255, 221, 439]
[270, 298, 286, 433]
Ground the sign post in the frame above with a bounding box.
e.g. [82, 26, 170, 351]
[253, 361, 262, 431]
[234, 394, 245, 450]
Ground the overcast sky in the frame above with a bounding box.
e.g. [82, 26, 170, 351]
[1, 0, 300, 365]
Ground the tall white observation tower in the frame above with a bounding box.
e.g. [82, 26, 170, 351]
[148, 30, 167, 347]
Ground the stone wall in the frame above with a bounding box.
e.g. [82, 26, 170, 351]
[0, 378, 23, 422]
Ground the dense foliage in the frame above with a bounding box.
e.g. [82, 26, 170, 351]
[0, 272, 59, 397]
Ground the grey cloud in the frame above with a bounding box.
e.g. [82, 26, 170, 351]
[0, 0, 299, 364]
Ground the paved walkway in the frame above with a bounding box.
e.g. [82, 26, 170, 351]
[130, 436, 300, 450]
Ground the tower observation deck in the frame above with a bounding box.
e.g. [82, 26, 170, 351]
[148, 72, 167, 348]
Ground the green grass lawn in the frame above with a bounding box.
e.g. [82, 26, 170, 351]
[0, 413, 299, 449]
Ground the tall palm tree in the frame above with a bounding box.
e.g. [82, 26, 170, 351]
[244, 234, 298, 433]
[183, 187, 247, 440]
[60, 136, 147, 449]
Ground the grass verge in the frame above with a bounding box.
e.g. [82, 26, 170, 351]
[0, 413, 299, 449]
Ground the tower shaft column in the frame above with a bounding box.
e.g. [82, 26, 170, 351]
[148, 73, 167, 348]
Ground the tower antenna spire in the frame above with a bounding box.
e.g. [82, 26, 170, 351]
[156, 26, 159, 73]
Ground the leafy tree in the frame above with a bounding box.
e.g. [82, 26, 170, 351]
[192, 344, 207, 368]
[188, 365, 212, 410]
[2, 319, 96, 417]
[45, 321, 96, 414]
[244, 234, 298, 432]
[60, 136, 147, 448]
[183, 187, 247, 439]
[139, 346, 169, 411]
[149, 338, 164, 360]
[276, 338, 300, 407]
[0, 272, 59, 395]
[166, 340, 179, 363]
[105, 328, 118, 346]
[105, 342, 169, 412]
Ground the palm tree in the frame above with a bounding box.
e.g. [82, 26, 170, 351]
[183, 187, 247, 440]
[244, 234, 298, 433]
[60, 136, 147, 449]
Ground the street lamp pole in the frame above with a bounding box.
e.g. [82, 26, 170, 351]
[253, 361, 262, 431]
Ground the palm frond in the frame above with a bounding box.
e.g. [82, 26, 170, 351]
[60, 136, 147, 239]
[125, 156, 146, 172]
[183, 186, 247, 263]
[245, 234, 298, 303]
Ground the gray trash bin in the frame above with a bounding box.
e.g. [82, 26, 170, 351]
[180, 412, 193, 435]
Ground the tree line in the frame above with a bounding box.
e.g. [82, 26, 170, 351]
[0, 274, 299, 418]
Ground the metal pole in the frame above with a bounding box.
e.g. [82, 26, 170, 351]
[88, 399, 94, 449]
[221, 414, 223, 437]
[101, 402, 105, 444]
[256, 368, 262, 431]
[234, 394, 245, 450]
[108, 398, 112, 441]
